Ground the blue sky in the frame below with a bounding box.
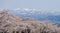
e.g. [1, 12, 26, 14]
[0, 0, 60, 10]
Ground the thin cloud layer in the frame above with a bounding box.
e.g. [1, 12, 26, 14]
[13, 8, 41, 11]
[0, 8, 60, 15]
[14, 8, 21, 11]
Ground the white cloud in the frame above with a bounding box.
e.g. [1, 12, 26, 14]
[23, 8, 29, 11]
[20, 12, 27, 15]
[13, 8, 41, 11]
[22, 8, 33, 11]
[32, 9, 36, 11]
[13, 8, 60, 15]
[14, 8, 21, 11]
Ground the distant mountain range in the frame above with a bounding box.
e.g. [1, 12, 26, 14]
[8, 9, 60, 24]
